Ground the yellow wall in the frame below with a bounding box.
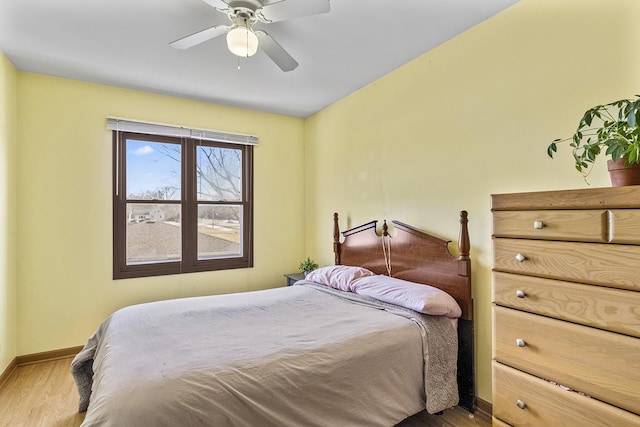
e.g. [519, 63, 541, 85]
[0, 53, 18, 373]
[304, 0, 640, 402]
[0, 52, 18, 373]
[16, 73, 305, 355]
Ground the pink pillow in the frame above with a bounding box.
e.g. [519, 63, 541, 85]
[305, 265, 375, 291]
[351, 275, 462, 318]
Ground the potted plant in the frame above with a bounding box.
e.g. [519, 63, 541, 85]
[547, 95, 640, 186]
[298, 257, 318, 276]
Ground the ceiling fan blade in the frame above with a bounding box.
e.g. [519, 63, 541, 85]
[256, 31, 298, 72]
[201, 0, 230, 10]
[259, 0, 330, 23]
[169, 25, 229, 49]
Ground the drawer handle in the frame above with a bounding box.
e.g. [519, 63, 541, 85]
[516, 400, 526, 409]
[533, 221, 544, 229]
[516, 338, 526, 347]
[516, 290, 526, 298]
[515, 253, 527, 262]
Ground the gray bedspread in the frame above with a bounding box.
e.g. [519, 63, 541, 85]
[71, 282, 458, 426]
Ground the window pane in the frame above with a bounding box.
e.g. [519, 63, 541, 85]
[197, 146, 242, 201]
[114, 131, 253, 279]
[197, 205, 242, 260]
[126, 139, 181, 200]
[126, 203, 181, 264]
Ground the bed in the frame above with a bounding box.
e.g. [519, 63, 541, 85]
[71, 211, 474, 426]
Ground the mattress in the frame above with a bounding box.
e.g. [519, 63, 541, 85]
[71, 282, 458, 426]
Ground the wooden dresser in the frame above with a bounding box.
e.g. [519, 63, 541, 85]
[491, 186, 640, 427]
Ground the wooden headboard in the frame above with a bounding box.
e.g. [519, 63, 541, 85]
[332, 211, 473, 321]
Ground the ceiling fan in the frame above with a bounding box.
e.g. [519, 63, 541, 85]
[170, 0, 330, 72]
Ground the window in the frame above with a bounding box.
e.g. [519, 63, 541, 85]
[113, 130, 253, 279]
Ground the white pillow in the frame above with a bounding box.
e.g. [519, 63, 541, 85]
[351, 275, 462, 318]
[304, 265, 375, 292]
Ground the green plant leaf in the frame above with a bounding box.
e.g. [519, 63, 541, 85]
[584, 111, 593, 126]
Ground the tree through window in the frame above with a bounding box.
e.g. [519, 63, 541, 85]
[113, 131, 253, 279]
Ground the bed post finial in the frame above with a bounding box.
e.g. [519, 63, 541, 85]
[458, 210, 470, 261]
[333, 213, 341, 265]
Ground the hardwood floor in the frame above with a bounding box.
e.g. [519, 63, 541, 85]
[398, 407, 491, 427]
[0, 357, 85, 427]
[0, 357, 491, 427]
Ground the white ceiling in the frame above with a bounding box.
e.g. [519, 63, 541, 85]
[0, 0, 520, 118]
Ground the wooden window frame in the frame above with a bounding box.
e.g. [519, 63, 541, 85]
[113, 131, 253, 279]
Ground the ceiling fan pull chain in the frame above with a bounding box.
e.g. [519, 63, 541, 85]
[245, 17, 251, 58]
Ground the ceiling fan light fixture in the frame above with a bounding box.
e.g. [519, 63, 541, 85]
[226, 25, 259, 57]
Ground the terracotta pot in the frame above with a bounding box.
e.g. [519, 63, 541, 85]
[607, 158, 640, 186]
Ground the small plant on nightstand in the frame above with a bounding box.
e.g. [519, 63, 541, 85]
[298, 257, 318, 276]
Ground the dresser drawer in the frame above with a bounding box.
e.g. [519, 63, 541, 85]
[492, 417, 511, 427]
[492, 362, 640, 427]
[493, 306, 640, 415]
[492, 210, 607, 242]
[491, 187, 640, 211]
[610, 209, 640, 244]
[493, 238, 640, 291]
[493, 271, 640, 338]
